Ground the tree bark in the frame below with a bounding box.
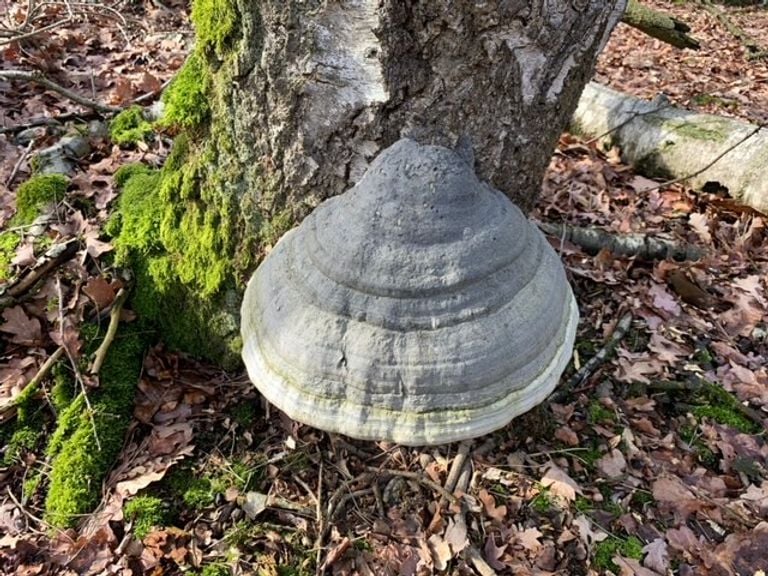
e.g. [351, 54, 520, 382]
[117, 0, 627, 364]
[223, 0, 627, 215]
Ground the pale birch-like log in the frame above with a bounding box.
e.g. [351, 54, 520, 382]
[573, 82, 768, 214]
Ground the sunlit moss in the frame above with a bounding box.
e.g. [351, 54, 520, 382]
[109, 106, 154, 146]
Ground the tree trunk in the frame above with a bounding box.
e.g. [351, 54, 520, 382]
[114, 0, 627, 365]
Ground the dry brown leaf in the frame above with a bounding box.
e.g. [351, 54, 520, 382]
[642, 538, 670, 574]
[596, 448, 627, 480]
[688, 212, 712, 244]
[0, 306, 41, 345]
[478, 488, 507, 522]
[83, 276, 117, 310]
[427, 533, 452, 571]
[443, 516, 468, 554]
[540, 464, 582, 503]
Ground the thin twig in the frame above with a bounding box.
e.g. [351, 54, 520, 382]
[0, 17, 72, 46]
[0, 69, 118, 113]
[56, 275, 101, 451]
[6, 138, 35, 188]
[550, 312, 634, 402]
[89, 287, 127, 375]
[0, 238, 79, 310]
[365, 466, 459, 505]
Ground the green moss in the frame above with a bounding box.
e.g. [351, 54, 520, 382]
[190, 0, 239, 59]
[531, 488, 554, 513]
[2, 426, 41, 465]
[109, 106, 154, 147]
[161, 52, 212, 130]
[51, 364, 75, 414]
[44, 326, 144, 528]
[0, 232, 20, 281]
[199, 564, 231, 576]
[593, 536, 644, 572]
[22, 472, 42, 501]
[695, 381, 760, 434]
[230, 401, 257, 428]
[15, 174, 69, 225]
[587, 401, 616, 425]
[694, 406, 756, 434]
[124, 496, 166, 539]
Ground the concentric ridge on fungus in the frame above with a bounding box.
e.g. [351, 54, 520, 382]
[241, 138, 579, 445]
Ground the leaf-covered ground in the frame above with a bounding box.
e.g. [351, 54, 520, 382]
[1, 1, 767, 575]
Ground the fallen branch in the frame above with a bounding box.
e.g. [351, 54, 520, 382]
[646, 122, 766, 194]
[697, 0, 764, 55]
[89, 288, 128, 375]
[536, 221, 703, 261]
[0, 70, 118, 113]
[622, 0, 700, 50]
[550, 312, 634, 401]
[0, 238, 80, 310]
[0, 346, 65, 421]
[365, 466, 459, 505]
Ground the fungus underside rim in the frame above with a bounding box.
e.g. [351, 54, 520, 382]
[242, 295, 578, 444]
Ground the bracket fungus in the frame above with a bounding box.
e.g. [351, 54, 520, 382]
[241, 138, 578, 445]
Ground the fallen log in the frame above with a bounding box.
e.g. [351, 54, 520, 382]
[573, 82, 768, 215]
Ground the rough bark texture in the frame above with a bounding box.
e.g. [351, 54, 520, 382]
[115, 0, 627, 364]
[228, 0, 627, 217]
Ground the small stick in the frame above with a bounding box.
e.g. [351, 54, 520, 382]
[0, 346, 66, 419]
[0, 69, 118, 113]
[6, 138, 35, 188]
[365, 466, 459, 505]
[536, 221, 703, 261]
[0, 239, 79, 309]
[89, 287, 127, 375]
[444, 441, 472, 495]
[56, 275, 101, 451]
[550, 312, 633, 401]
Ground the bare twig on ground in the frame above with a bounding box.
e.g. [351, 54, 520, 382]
[0, 238, 80, 310]
[89, 288, 127, 375]
[0, 345, 65, 420]
[6, 138, 35, 188]
[550, 312, 634, 402]
[536, 221, 704, 261]
[365, 466, 459, 505]
[444, 440, 472, 495]
[0, 70, 119, 113]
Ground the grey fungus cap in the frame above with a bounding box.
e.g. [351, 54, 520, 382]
[241, 138, 579, 445]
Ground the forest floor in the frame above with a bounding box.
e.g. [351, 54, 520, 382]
[0, 1, 767, 575]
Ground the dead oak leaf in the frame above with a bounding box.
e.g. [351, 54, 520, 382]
[688, 212, 712, 244]
[642, 538, 670, 574]
[596, 448, 627, 480]
[540, 463, 582, 503]
[0, 306, 42, 344]
[478, 488, 507, 522]
[648, 283, 681, 316]
[83, 277, 117, 310]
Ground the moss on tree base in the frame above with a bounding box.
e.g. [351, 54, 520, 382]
[106, 0, 292, 367]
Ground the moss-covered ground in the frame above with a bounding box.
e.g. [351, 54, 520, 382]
[0, 174, 69, 280]
[43, 325, 145, 528]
